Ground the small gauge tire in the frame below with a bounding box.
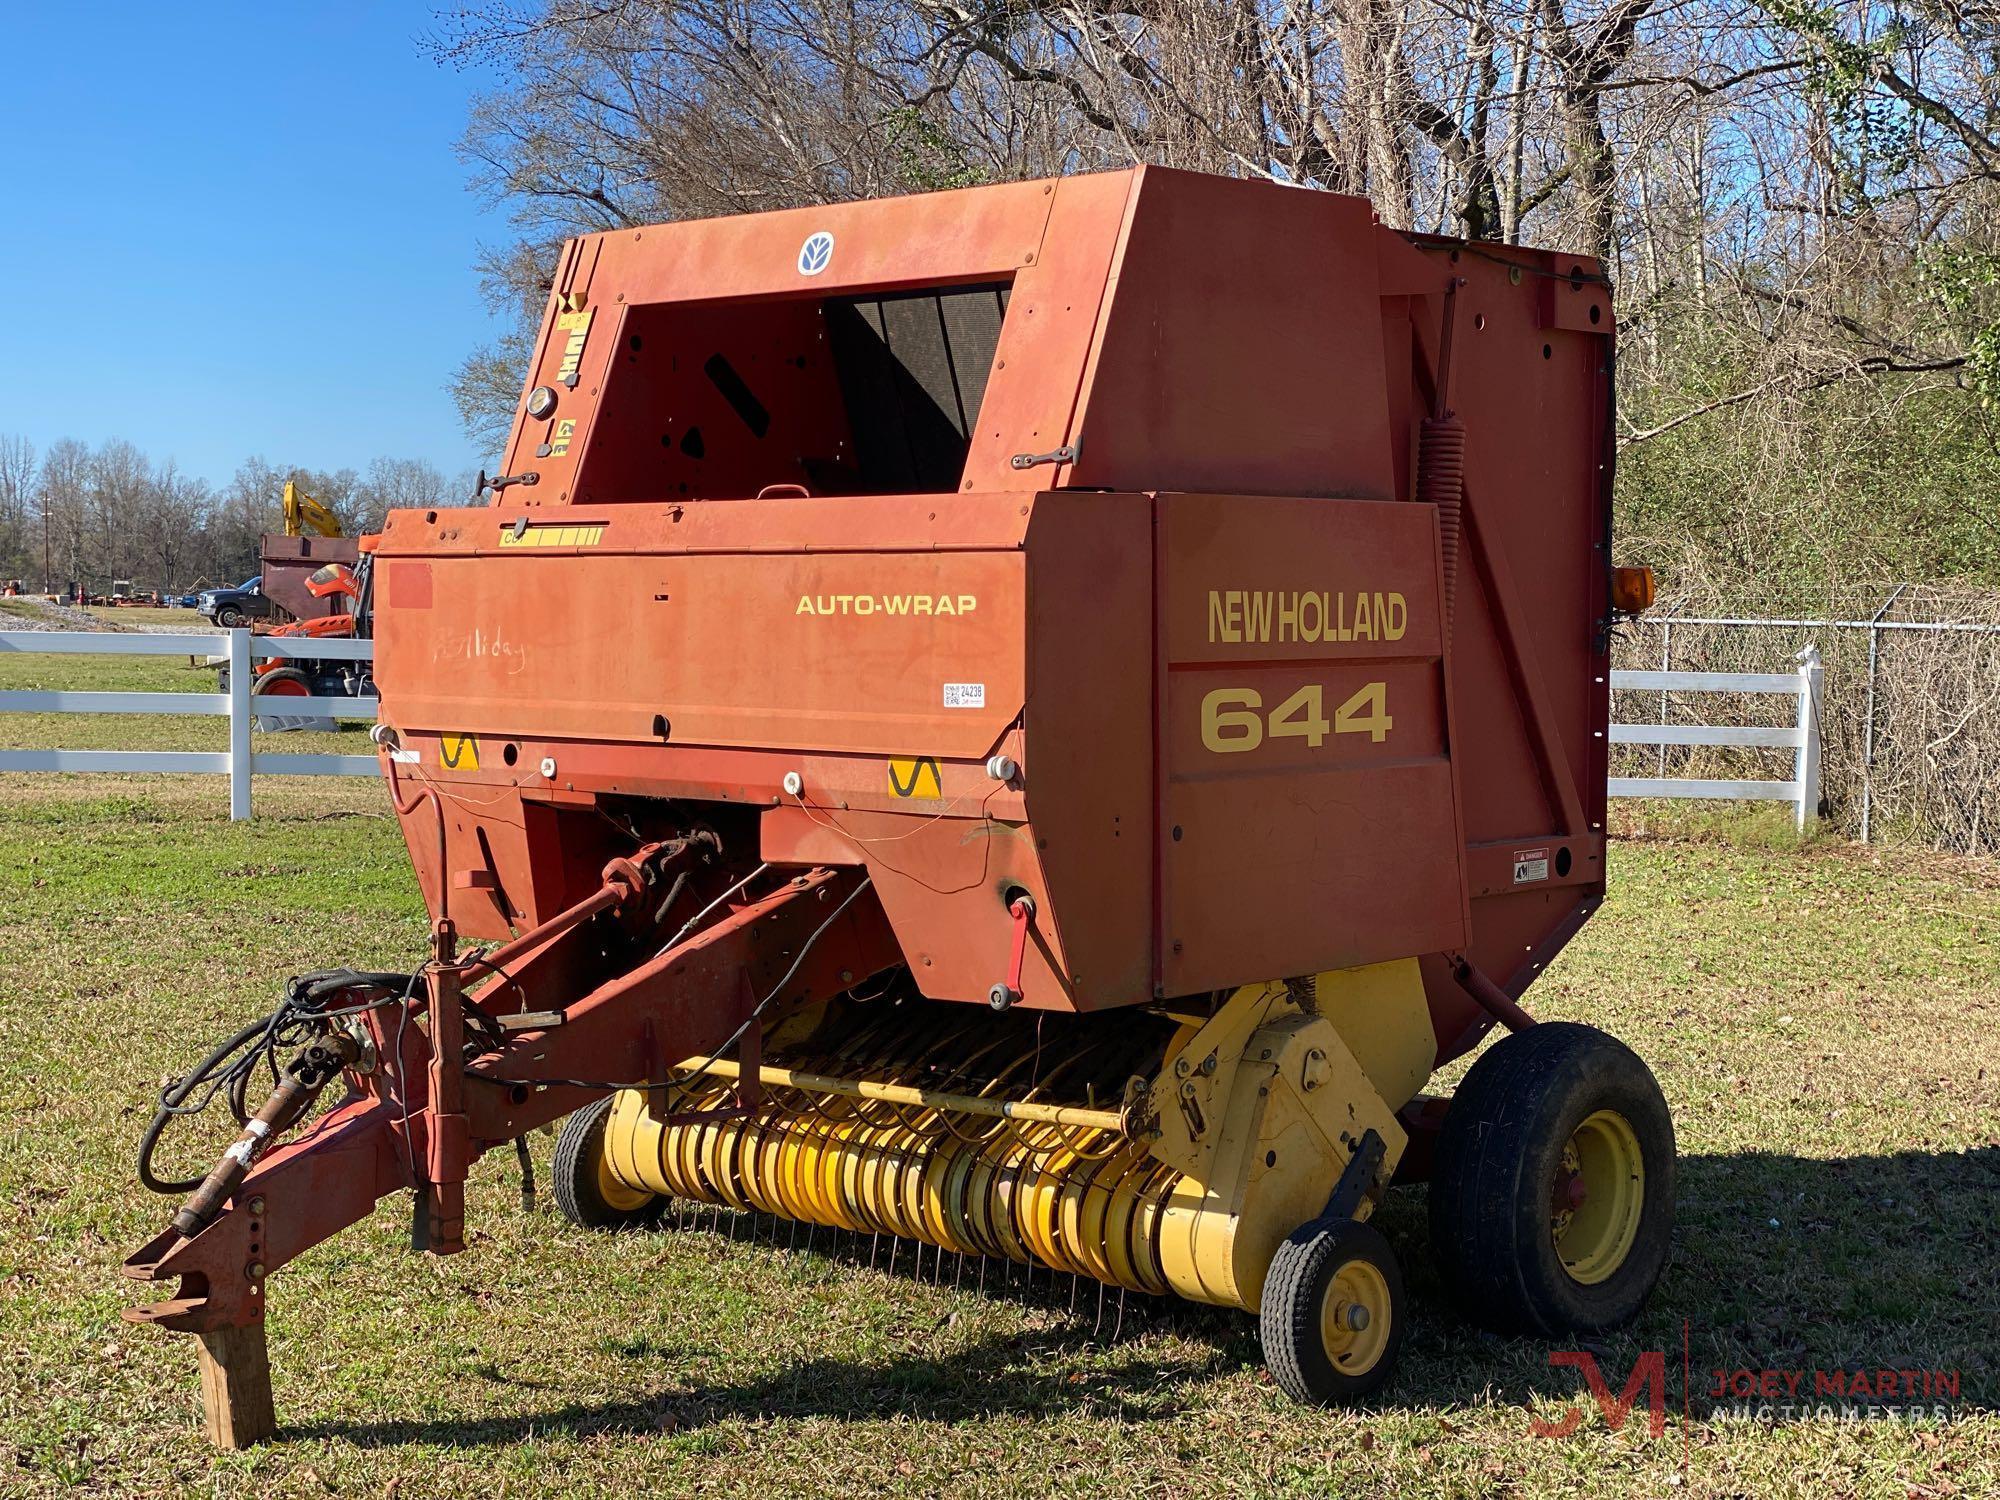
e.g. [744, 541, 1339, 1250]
[552, 1095, 666, 1230]
[1260, 1217, 1405, 1405]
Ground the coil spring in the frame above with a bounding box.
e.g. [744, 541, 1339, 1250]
[1418, 413, 1466, 619]
[605, 1002, 1185, 1294]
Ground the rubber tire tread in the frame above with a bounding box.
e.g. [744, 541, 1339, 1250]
[552, 1095, 663, 1230]
[1427, 1021, 1674, 1336]
[1260, 1218, 1405, 1405]
[251, 667, 313, 695]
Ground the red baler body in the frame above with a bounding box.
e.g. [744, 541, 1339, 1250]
[375, 166, 1612, 1062]
[126, 170, 1621, 1398]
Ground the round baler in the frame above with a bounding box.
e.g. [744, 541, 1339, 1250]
[126, 165, 1670, 1441]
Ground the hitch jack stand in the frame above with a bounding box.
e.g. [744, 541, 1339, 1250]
[195, 1323, 275, 1449]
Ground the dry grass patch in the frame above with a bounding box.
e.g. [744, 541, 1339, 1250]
[0, 778, 1994, 1497]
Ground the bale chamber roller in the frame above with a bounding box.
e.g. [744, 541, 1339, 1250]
[124, 166, 1672, 1443]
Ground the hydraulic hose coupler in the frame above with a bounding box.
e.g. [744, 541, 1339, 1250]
[169, 1031, 362, 1240]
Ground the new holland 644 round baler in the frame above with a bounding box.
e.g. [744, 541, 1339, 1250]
[126, 166, 1671, 1445]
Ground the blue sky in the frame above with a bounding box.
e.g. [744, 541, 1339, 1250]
[0, 4, 512, 486]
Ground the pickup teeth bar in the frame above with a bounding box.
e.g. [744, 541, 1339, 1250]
[600, 1002, 1183, 1294]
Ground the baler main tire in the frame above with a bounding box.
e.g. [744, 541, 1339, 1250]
[553, 1095, 665, 1231]
[1428, 1021, 1674, 1336]
[1260, 1218, 1405, 1405]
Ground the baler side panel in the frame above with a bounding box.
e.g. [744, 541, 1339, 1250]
[1155, 494, 1467, 995]
[503, 236, 609, 496]
[374, 517, 1025, 759]
[855, 805, 1076, 1010]
[962, 171, 1136, 491]
[392, 780, 634, 943]
[1022, 492, 1156, 1007]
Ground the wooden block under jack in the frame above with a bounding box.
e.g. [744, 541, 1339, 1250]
[196, 1322, 275, 1449]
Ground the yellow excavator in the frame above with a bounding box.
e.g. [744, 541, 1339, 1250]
[281, 481, 342, 538]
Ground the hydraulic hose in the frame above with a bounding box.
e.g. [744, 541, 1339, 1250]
[136, 969, 414, 1195]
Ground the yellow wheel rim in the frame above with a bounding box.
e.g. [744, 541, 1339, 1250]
[593, 1131, 655, 1214]
[1319, 1258, 1393, 1376]
[1553, 1108, 1645, 1285]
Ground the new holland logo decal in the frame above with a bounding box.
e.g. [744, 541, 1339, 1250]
[797, 230, 834, 276]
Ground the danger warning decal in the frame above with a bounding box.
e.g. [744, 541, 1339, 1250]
[1512, 847, 1550, 884]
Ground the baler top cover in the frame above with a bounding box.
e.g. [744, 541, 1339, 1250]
[493, 170, 1417, 504]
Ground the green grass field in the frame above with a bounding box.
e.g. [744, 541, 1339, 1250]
[0, 662, 1994, 1496]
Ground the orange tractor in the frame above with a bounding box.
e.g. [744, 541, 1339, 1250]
[214, 557, 376, 718]
[127, 167, 1668, 1445]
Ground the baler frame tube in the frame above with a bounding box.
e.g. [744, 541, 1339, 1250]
[1450, 956, 1537, 1034]
[682, 1056, 1132, 1133]
[458, 834, 708, 992]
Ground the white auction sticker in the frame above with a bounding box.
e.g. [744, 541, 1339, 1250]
[942, 682, 986, 709]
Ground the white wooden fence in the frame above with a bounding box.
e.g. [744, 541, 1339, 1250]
[2, 630, 1825, 830]
[0, 629, 378, 820]
[1608, 645, 1823, 831]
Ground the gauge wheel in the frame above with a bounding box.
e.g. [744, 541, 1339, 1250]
[553, 1095, 666, 1230]
[1428, 1021, 1675, 1334]
[1260, 1217, 1405, 1404]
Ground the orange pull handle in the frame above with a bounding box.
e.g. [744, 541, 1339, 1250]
[990, 894, 1035, 1010]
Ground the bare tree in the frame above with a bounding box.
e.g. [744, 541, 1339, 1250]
[0, 434, 36, 583]
[420, 0, 1999, 592]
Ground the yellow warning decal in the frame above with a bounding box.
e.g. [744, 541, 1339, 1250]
[497, 524, 606, 549]
[554, 305, 594, 387]
[440, 734, 480, 771]
[888, 756, 942, 799]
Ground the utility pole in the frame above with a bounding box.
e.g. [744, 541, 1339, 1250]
[40, 490, 50, 596]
